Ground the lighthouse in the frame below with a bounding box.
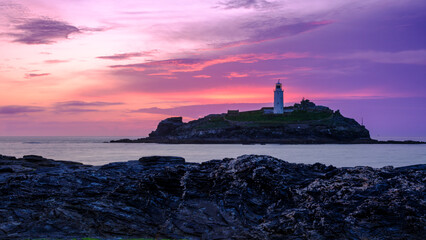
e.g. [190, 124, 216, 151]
[274, 81, 284, 114]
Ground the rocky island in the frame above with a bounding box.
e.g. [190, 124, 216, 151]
[1, 154, 424, 239]
[112, 99, 376, 144]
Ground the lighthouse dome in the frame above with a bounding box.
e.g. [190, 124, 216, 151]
[275, 81, 282, 89]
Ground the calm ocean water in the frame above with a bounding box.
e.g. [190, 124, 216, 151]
[0, 136, 425, 168]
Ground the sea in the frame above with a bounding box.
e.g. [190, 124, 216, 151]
[0, 136, 425, 168]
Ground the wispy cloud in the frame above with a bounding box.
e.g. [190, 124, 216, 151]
[53, 101, 124, 113]
[78, 26, 109, 32]
[100, 52, 312, 95]
[193, 75, 211, 78]
[202, 20, 333, 51]
[0, 105, 44, 114]
[226, 72, 248, 78]
[10, 18, 80, 44]
[55, 108, 100, 113]
[218, 0, 273, 9]
[133, 102, 269, 118]
[55, 101, 123, 107]
[97, 50, 158, 60]
[110, 52, 308, 73]
[25, 73, 50, 78]
[44, 59, 69, 64]
[336, 50, 426, 65]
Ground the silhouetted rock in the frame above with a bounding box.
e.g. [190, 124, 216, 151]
[149, 116, 184, 137]
[0, 154, 424, 239]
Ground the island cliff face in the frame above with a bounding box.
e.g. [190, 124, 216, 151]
[113, 100, 371, 144]
[0, 154, 424, 239]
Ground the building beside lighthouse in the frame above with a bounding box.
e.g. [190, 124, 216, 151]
[227, 80, 329, 116]
[274, 81, 284, 114]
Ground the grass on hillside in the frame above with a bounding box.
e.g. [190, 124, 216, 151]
[193, 110, 333, 130]
[225, 110, 332, 123]
[193, 116, 232, 130]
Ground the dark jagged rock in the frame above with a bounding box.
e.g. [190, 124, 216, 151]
[149, 116, 184, 138]
[0, 154, 424, 239]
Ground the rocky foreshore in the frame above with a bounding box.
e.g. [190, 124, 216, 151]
[0, 154, 425, 239]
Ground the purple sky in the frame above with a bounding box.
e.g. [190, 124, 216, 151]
[0, 0, 425, 138]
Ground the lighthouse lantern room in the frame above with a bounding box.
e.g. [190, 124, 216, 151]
[274, 81, 284, 114]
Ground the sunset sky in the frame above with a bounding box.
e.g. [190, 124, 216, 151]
[0, 0, 425, 138]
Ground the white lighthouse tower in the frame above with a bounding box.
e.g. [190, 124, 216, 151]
[274, 80, 284, 114]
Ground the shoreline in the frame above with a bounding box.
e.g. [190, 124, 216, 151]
[110, 138, 426, 144]
[1, 153, 425, 168]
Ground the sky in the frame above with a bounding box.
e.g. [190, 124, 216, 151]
[0, 0, 425, 138]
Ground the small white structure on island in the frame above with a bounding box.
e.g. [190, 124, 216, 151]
[274, 80, 284, 114]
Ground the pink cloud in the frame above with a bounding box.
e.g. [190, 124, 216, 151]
[226, 72, 248, 78]
[148, 72, 176, 76]
[110, 52, 308, 74]
[193, 75, 211, 78]
[44, 59, 69, 64]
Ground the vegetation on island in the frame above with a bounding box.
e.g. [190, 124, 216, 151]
[227, 110, 332, 122]
[194, 99, 334, 130]
[194, 110, 333, 130]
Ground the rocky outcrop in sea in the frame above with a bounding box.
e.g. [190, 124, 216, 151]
[0, 154, 425, 239]
[112, 110, 373, 144]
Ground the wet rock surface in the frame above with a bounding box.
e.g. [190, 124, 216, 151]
[0, 154, 424, 239]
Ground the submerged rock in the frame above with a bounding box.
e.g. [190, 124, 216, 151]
[0, 154, 424, 239]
